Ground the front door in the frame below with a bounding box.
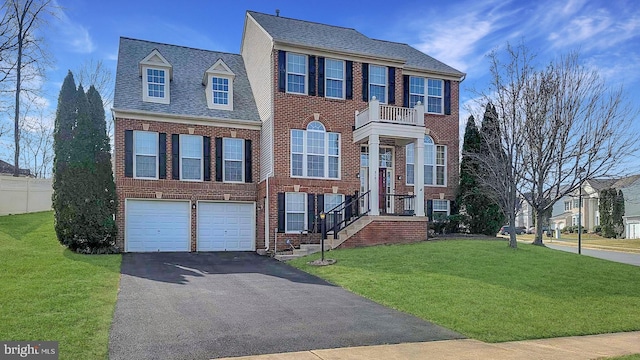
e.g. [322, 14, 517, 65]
[379, 168, 387, 213]
[360, 145, 394, 215]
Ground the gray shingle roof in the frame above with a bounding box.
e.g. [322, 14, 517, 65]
[248, 11, 464, 77]
[114, 37, 260, 122]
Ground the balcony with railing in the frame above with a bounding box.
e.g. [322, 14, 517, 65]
[353, 97, 425, 143]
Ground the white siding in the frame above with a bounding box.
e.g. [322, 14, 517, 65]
[242, 15, 274, 181]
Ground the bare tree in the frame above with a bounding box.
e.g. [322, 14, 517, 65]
[20, 107, 53, 178]
[521, 52, 637, 245]
[4, 0, 53, 176]
[470, 43, 638, 247]
[75, 58, 114, 140]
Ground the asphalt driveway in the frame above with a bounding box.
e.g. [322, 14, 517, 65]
[109, 252, 463, 360]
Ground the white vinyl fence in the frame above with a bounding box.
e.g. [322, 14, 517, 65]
[0, 175, 52, 216]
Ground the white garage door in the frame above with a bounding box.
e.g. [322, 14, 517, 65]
[126, 200, 190, 252]
[198, 202, 254, 251]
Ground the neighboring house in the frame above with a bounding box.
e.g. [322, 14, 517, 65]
[0, 159, 31, 177]
[113, 11, 464, 253]
[515, 193, 534, 229]
[549, 176, 640, 238]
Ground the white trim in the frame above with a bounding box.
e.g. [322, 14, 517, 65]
[133, 130, 159, 180]
[142, 66, 170, 104]
[203, 59, 235, 111]
[112, 109, 262, 130]
[124, 198, 191, 252]
[324, 58, 346, 100]
[405, 136, 447, 187]
[285, 52, 308, 95]
[222, 137, 245, 183]
[179, 134, 204, 182]
[285, 192, 307, 234]
[196, 200, 256, 251]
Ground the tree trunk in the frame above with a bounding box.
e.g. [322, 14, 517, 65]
[532, 207, 545, 246]
[13, 21, 22, 177]
[508, 211, 517, 248]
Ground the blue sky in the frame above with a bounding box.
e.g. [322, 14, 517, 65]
[2, 0, 640, 168]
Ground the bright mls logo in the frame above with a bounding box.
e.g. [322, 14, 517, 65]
[1, 342, 58, 359]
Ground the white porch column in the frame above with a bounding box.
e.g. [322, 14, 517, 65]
[414, 136, 425, 217]
[368, 134, 380, 216]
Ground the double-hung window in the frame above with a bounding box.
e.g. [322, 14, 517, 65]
[291, 121, 340, 179]
[406, 136, 446, 186]
[146, 68, 166, 99]
[223, 138, 244, 182]
[432, 200, 450, 221]
[134, 131, 158, 179]
[565, 201, 572, 211]
[369, 65, 387, 103]
[286, 53, 307, 94]
[427, 79, 443, 114]
[325, 59, 344, 99]
[324, 194, 344, 230]
[180, 135, 203, 181]
[286, 192, 306, 233]
[212, 77, 229, 105]
[409, 77, 425, 108]
[409, 76, 444, 113]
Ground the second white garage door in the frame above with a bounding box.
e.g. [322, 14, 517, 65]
[197, 202, 255, 251]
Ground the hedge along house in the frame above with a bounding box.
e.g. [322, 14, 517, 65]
[113, 10, 464, 253]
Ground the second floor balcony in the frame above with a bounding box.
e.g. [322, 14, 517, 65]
[353, 97, 425, 144]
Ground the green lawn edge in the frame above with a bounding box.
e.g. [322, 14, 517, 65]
[289, 239, 640, 343]
[0, 211, 122, 360]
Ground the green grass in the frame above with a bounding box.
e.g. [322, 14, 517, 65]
[289, 240, 640, 342]
[602, 355, 640, 360]
[0, 212, 121, 359]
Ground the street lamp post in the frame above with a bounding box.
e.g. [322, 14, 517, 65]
[319, 212, 326, 262]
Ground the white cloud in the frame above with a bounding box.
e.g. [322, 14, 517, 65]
[52, 1, 95, 53]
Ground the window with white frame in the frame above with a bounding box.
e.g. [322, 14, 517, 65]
[212, 77, 229, 105]
[140, 50, 171, 104]
[291, 121, 340, 179]
[406, 136, 446, 186]
[409, 76, 425, 108]
[324, 194, 344, 230]
[286, 192, 306, 233]
[369, 65, 387, 103]
[573, 199, 580, 208]
[180, 135, 203, 181]
[146, 68, 166, 98]
[427, 79, 443, 114]
[286, 53, 307, 94]
[432, 199, 449, 221]
[565, 201, 572, 211]
[325, 58, 344, 99]
[223, 138, 244, 182]
[134, 131, 158, 179]
[572, 214, 579, 226]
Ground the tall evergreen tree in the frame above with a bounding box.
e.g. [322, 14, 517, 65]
[599, 188, 615, 238]
[457, 115, 505, 235]
[52, 74, 118, 253]
[613, 190, 625, 238]
[52, 71, 77, 245]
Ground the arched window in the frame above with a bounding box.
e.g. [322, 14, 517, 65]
[290, 121, 340, 178]
[405, 135, 446, 186]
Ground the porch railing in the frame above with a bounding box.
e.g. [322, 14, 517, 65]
[355, 98, 425, 129]
[380, 193, 416, 216]
[323, 191, 370, 239]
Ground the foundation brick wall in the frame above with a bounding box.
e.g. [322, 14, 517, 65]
[338, 219, 428, 248]
[114, 117, 261, 251]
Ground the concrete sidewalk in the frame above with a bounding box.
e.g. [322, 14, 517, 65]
[217, 331, 640, 360]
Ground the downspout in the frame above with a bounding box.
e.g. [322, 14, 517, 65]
[264, 171, 272, 252]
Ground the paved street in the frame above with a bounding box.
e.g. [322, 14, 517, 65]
[546, 243, 640, 266]
[109, 252, 463, 360]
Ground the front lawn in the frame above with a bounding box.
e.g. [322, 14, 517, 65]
[289, 240, 640, 342]
[0, 212, 121, 359]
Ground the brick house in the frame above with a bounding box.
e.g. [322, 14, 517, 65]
[113, 11, 464, 252]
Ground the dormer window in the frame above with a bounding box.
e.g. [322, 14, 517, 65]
[203, 59, 234, 110]
[139, 49, 172, 104]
